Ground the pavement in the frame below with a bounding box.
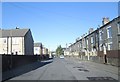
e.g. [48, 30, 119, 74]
[2, 59, 53, 81]
[3, 57, 119, 81]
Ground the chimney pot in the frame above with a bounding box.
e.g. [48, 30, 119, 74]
[16, 27, 19, 29]
[102, 17, 109, 25]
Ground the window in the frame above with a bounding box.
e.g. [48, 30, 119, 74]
[78, 44, 79, 48]
[91, 36, 93, 44]
[118, 22, 120, 34]
[107, 26, 112, 38]
[95, 34, 98, 42]
[82, 39, 86, 48]
[12, 38, 19, 44]
[99, 30, 103, 41]
[70, 47, 71, 51]
[35, 48, 38, 51]
[99, 44, 102, 51]
[3, 38, 7, 44]
[79, 42, 82, 48]
[86, 38, 88, 48]
[108, 43, 112, 50]
[3, 39, 6, 43]
[118, 42, 120, 50]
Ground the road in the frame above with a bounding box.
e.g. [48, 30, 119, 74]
[10, 57, 119, 81]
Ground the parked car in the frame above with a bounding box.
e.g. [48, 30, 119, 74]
[59, 55, 64, 59]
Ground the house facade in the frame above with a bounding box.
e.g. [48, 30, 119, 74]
[34, 43, 43, 55]
[67, 16, 120, 66]
[0, 28, 34, 55]
[97, 17, 120, 65]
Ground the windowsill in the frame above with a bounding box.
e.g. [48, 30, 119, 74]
[12, 44, 19, 45]
[107, 50, 111, 51]
[107, 37, 112, 39]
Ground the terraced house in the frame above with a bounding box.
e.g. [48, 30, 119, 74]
[34, 43, 43, 55]
[67, 16, 120, 66]
[97, 16, 120, 66]
[0, 28, 34, 55]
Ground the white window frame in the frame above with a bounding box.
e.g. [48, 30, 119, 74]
[99, 44, 102, 51]
[86, 38, 88, 48]
[99, 30, 103, 41]
[107, 42, 112, 51]
[91, 36, 93, 44]
[107, 26, 112, 39]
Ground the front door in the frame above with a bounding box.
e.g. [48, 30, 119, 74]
[103, 45, 107, 64]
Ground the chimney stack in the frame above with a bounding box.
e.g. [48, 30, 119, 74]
[88, 28, 94, 34]
[102, 17, 109, 25]
[16, 27, 19, 29]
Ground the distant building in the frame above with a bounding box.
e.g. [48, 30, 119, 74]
[63, 48, 70, 56]
[0, 28, 34, 55]
[42, 47, 48, 54]
[34, 43, 43, 55]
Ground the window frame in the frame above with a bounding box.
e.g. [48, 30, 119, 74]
[107, 26, 112, 39]
[86, 38, 89, 48]
[99, 44, 103, 51]
[12, 37, 19, 45]
[99, 30, 103, 41]
[107, 42, 113, 51]
[3, 38, 7, 44]
[91, 36, 94, 44]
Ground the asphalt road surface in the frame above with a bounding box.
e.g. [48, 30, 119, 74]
[10, 57, 118, 81]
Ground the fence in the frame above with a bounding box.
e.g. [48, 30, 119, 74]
[79, 50, 119, 67]
[2, 54, 49, 72]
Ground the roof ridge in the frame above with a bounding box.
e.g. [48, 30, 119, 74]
[3, 28, 29, 30]
[1, 28, 30, 37]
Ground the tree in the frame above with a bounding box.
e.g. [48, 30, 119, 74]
[56, 45, 63, 56]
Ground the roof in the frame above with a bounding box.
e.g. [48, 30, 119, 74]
[34, 43, 42, 47]
[0, 28, 29, 37]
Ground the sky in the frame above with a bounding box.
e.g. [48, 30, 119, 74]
[2, 2, 118, 51]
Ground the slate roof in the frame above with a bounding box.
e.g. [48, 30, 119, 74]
[0, 28, 29, 37]
[34, 43, 42, 47]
